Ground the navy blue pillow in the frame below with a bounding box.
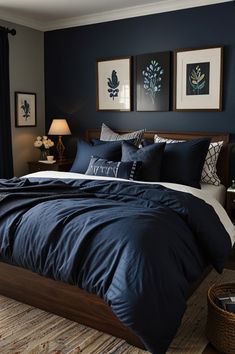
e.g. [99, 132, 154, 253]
[161, 138, 211, 188]
[142, 139, 152, 147]
[121, 141, 165, 182]
[70, 139, 122, 174]
[85, 157, 142, 180]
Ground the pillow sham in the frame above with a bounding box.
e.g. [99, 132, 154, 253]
[154, 135, 223, 186]
[70, 139, 122, 174]
[85, 157, 142, 180]
[100, 123, 145, 146]
[161, 138, 211, 188]
[121, 141, 165, 182]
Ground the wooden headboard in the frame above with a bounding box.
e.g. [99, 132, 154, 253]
[86, 129, 232, 187]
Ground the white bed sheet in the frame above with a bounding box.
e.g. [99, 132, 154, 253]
[201, 183, 226, 206]
[23, 171, 235, 245]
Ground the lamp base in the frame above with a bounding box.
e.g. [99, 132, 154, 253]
[56, 136, 65, 160]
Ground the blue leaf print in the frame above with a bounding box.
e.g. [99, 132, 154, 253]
[20, 100, 30, 120]
[142, 60, 164, 104]
[107, 70, 120, 100]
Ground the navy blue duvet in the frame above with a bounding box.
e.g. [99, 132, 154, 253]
[0, 177, 232, 354]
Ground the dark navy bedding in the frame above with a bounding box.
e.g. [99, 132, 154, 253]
[0, 177, 232, 354]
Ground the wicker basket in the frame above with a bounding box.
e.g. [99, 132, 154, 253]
[206, 283, 235, 353]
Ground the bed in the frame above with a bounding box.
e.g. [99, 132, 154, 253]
[0, 130, 234, 354]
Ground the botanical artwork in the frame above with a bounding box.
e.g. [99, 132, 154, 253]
[136, 52, 170, 111]
[107, 70, 120, 100]
[186, 62, 210, 95]
[15, 92, 36, 127]
[174, 46, 223, 111]
[21, 100, 30, 119]
[97, 57, 131, 111]
[142, 60, 164, 103]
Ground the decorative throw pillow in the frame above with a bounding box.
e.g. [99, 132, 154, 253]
[201, 141, 223, 185]
[100, 123, 145, 146]
[154, 135, 184, 144]
[161, 138, 211, 189]
[154, 135, 223, 186]
[70, 139, 122, 174]
[121, 141, 165, 182]
[85, 157, 142, 180]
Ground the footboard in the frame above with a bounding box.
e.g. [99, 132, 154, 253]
[0, 262, 145, 350]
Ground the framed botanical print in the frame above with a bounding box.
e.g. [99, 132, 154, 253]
[173, 46, 223, 111]
[15, 92, 37, 127]
[136, 51, 170, 111]
[96, 57, 131, 111]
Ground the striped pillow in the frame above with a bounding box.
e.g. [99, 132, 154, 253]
[100, 123, 145, 147]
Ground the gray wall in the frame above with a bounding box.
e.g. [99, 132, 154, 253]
[0, 19, 44, 176]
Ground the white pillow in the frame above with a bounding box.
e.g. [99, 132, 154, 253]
[100, 123, 145, 146]
[154, 135, 223, 186]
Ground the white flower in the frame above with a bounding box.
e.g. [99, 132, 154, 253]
[47, 139, 54, 147]
[34, 135, 54, 150]
[34, 140, 43, 147]
[44, 142, 50, 149]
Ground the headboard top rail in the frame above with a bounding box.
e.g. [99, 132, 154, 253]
[86, 129, 229, 144]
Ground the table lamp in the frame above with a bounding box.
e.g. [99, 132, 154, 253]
[48, 119, 71, 160]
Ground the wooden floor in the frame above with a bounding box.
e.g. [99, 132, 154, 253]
[203, 247, 235, 354]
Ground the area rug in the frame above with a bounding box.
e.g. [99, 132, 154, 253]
[0, 269, 234, 354]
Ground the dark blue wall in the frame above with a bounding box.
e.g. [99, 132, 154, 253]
[44, 2, 235, 145]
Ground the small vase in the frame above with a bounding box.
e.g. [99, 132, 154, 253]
[40, 150, 49, 160]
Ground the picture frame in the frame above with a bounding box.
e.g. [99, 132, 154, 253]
[96, 57, 131, 111]
[136, 51, 170, 111]
[173, 46, 223, 111]
[15, 92, 37, 127]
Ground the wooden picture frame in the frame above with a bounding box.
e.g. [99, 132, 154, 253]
[15, 92, 37, 127]
[173, 46, 223, 111]
[96, 57, 131, 111]
[136, 51, 170, 111]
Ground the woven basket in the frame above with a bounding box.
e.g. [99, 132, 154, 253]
[206, 283, 235, 353]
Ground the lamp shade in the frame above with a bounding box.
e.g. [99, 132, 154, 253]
[48, 119, 71, 136]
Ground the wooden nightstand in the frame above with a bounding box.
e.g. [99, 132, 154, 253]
[226, 187, 235, 218]
[28, 159, 73, 174]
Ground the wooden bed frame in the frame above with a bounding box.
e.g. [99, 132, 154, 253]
[0, 130, 232, 351]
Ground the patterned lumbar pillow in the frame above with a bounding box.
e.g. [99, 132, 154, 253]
[85, 157, 142, 180]
[100, 123, 145, 147]
[154, 134, 223, 186]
